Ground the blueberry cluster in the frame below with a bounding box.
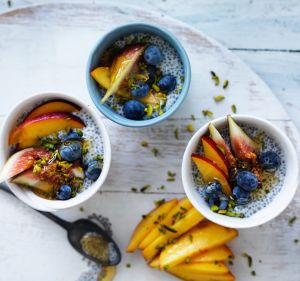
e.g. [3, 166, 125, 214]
[123, 45, 177, 120]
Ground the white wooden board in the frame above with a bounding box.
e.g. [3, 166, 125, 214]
[0, 3, 299, 281]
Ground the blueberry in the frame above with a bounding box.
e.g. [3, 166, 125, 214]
[236, 171, 259, 191]
[157, 75, 177, 92]
[59, 141, 82, 161]
[123, 100, 146, 120]
[146, 65, 156, 85]
[144, 45, 162, 66]
[61, 131, 82, 142]
[131, 83, 150, 98]
[259, 151, 281, 171]
[205, 182, 222, 196]
[232, 186, 251, 205]
[57, 185, 72, 200]
[219, 199, 229, 210]
[85, 160, 102, 181]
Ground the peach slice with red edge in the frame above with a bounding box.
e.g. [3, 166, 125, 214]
[24, 100, 81, 121]
[0, 148, 51, 183]
[208, 123, 236, 167]
[228, 115, 260, 161]
[192, 154, 231, 196]
[12, 169, 54, 195]
[202, 136, 230, 177]
[100, 44, 146, 103]
[9, 112, 85, 149]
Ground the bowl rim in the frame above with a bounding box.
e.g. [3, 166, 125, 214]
[86, 22, 191, 128]
[182, 114, 299, 228]
[0, 92, 111, 211]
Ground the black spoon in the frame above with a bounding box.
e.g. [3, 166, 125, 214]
[0, 184, 122, 266]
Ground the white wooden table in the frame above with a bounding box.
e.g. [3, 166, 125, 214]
[0, 2, 299, 281]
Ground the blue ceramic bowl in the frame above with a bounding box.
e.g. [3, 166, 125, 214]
[86, 23, 191, 128]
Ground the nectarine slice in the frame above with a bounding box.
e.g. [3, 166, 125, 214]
[9, 112, 85, 149]
[192, 154, 231, 196]
[25, 100, 81, 121]
[202, 136, 229, 176]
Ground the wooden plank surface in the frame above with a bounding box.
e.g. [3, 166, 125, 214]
[0, 2, 299, 281]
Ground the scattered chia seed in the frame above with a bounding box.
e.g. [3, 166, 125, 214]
[151, 147, 160, 157]
[140, 141, 149, 147]
[288, 216, 297, 226]
[140, 185, 151, 193]
[174, 128, 179, 140]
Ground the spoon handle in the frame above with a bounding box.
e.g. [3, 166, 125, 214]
[0, 184, 72, 230]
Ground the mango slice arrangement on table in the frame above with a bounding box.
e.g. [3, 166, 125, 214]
[192, 115, 283, 218]
[0, 99, 104, 200]
[127, 197, 238, 281]
[91, 33, 184, 120]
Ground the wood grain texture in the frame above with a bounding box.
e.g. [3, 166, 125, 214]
[0, 2, 299, 281]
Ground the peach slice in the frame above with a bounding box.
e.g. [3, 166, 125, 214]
[101, 44, 145, 103]
[0, 148, 51, 182]
[202, 136, 229, 176]
[9, 112, 85, 149]
[192, 154, 231, 196]
[208, 123, 236, 167]
[228, 115, 260, 161]
[12, 169, 54, 194]
[25, 100, 81, 121]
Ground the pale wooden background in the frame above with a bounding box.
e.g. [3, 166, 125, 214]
[0, 1, 299, 281]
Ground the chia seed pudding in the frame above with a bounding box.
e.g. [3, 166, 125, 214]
[1, 99, 104, 200]
[90, 32, 184, 120]
[191, 116, 286, 218]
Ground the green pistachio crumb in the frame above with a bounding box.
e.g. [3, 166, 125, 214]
[167, 178, 175, 182]
[210, 205, 219, 212]
[126, 263, 131, 268]
[223, 80, 229, 89]
[210, 71, 220, 86]
[152, 84, 160, 92]
[202, 110, 214, 117]
[140, 185, 151, 193]
[79, 207, 84, 212]
[189, 234, 193, 242]
[145, 105, 153, 117]
[168, 171, 176, 177]
[140, 141, 149, 147]
[162, 224, 177, 233]
[154, 199, 166, 207]
[158, 108, 164, 116]
[218, 210, 227, 214]
[242, 253, 253, 267]
[180, 76, 185, 83]
[159, 185, 165, 190]
[214, 95, 225, 102]
[231, 104, 237, 113]
[131, 187, 138, 192]
[174, 128, 179, 140]
[151, 147, 160, 157]
[288, 216, 297, 226]
[251, 270, 256, 276]
[186, 123, 195, 133]
[294, 239, 299, 244]
[191, 114, 196, 120]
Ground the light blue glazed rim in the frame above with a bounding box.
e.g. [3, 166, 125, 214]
[86, 22, 191, 128]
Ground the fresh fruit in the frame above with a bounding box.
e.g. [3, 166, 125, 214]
[228, 115, 260, 161]
[126, 199, 178, 252]
[59, 141, 82, 162]
[207, 193, 219, 207]
[60, 131, 82, 142]
[205, 182, 222, 195]
[142, 207, 204, 261]
[236, 171, 259, 191]
[71, 165, 84, 179]
[0, 148, 51, 182]
[12, 169, 54, 194]
[9, 112, 85, 149]
[192, 154, 231, 196]
[159, 221, 238, 268]
[202, 136, 229, 176]
[91, 67, 111, 89]
[24, 100, 81, 121]
[131, 83, 150, 98]
[57, 184, 72, 200]
[146, 65, 156, 85]
[144, 45, 162, 66]
[191, 245, 233, 262]
[157, 75, 176, 92]
[232, 186, 250, 205]
[218, 194, 229, 210]
[259, 151, 281, 171]
[101, 44, 145, 103]
[123, 100, 146, 120]
[85, 160, 102, 181]
[139, 197, 193, 250]
[208, 123, 236, 167]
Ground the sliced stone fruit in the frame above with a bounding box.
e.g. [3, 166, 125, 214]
[9, 112, 85, 149]
[202, 136, 230, 177]
[0, 148, 51, 182]
[228, 115, 260, 161]
[192, 154, 231, 196]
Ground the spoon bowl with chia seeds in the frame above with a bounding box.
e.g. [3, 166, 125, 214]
[182, 114, 299, 228]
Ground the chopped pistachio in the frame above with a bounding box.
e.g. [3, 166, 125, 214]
[152, 84, 160, 92]
[131, 187, 138, 192]
[214, 95, 225, 102]
[159, 185, 165, 190]
[79, 207, 85, 212]
[154, 199, 166, 207]
[140, 185, 151, 193]
[180, 75, 185, 83]
[186, 123, 195, 133]
[167, 178, 175, 182]
[210, 205, 219, 212]
[174, 128, 179, 140]
[126, 263, 131, 268]
[223, 80, 229, 89]
[151, 147, 160, 157]
[231, 104, 237, 114]
[218, 210, 227, 214]
[162, 224, 177, 233]
[251, 270, 256, 276]
[191, 114, 196, 120]
[33, 164, 42, 174]
[158, 108, 164, 116]
[168, 171, 176, 177]
[145, 105, 153, 117]
[242, 253, 252, 267]
[288, 216, 297, 226]
[189, 234, 193, 242]
[140, 141, 149, 147]
[294, 239, 299, 244]
[210, 71, 220, 86]
[202, 110, 214, 117]
[94, 155, 104, 162]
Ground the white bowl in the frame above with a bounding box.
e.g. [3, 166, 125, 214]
[0, 92, 111, 211]
[182, 115, 299, 228]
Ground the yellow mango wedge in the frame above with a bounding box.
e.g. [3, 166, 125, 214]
[159, 221, 238, 269]
[139, 197, 193, 250]
[169, 262, 229, 275]
[101, 44, 145, 103]
[142, 208, 205, 261]
[149, 256, 160, 269]
[100, 266, 117, 281]
[126, 199, 178, 252]
[91, 67, 111, 89]
[191, 245, 233, 262]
